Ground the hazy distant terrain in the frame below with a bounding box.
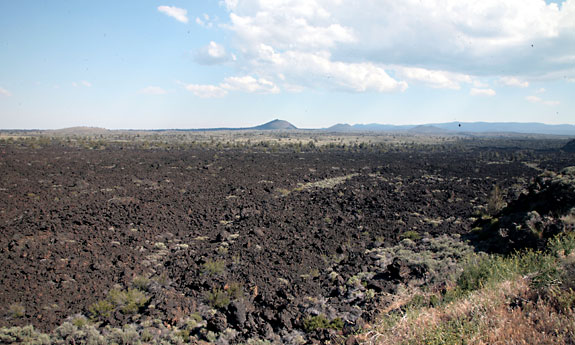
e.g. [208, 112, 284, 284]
[3, 119, 575, 136]
[1, 126, 575, 344]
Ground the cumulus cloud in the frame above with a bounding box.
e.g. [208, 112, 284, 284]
[499, 77, 529, 88]
[526, 95, 559, 105]
[183, 75, 281, 97]
[140, 86, 167, 95]
[158, 6, 188, 23]
[244, 44, 407, 92]
[184, 84, 228, 98]
[210, 0, 575, 93]
[0, 87, 12, 96]
[221, 75, 280, 93]
[535, 87, 546, 93]
[394, 67, 472, 90]
[470, 88, 496, 96]
[325, 0, 573, 73]
[194, 41, 229, 65]
[218, 0, 409, 93]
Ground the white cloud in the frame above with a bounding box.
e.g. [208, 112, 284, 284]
[72, 81, 91, 88]
[499, 77, 529, 88]
[195, 41, 229, 65]
[221, 75, 280, 94]
[228, 11, 355, 52]
[0, 87, 12, 96]
[213, 0, 575, 93]
[470, 88, 496, 96]
[196, 13, 213, 28]
[183, 74, 281, 97]
[526, 95, 559, 105]
[140, 86, 167, 95]
[195, 17, 205, 26]
[158, 6, 188, 23]
[245, 45, 407, 93]
[526, 95, 541, 103]
[535, 87, 546, 93]
[185, 84, 228, 98]
[222, 0, 239, 11]
[394, 66, 472, 89]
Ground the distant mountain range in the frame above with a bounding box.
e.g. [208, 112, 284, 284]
[34, 119, 575, 136]
[179, 119, 575, 135]
[325, 121, 575, 136]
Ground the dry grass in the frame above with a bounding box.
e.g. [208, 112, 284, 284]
[296, 173, 359, 190]
[359, 276, 575, 345]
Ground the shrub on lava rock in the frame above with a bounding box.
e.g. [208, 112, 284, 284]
[486, 185, 506, 216]
[88, 300, 114, 320]
[402, 230, 422, 241]
[88, 288, 149, 321]
[0, 325, 50, 344]
[131, 275, 151, 292]
[302, 315, 344, 333]
[110, 288, 150, 314]
[206, 288, 230, 309]
[7, 303, 25, 319]
[202, 259, 226, 276]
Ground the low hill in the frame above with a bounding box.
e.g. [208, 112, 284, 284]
[327, 123, 353, 132]
[49, 127, 110, 136]
[408, 125, 453, 135]
[251, 119, 297, 130]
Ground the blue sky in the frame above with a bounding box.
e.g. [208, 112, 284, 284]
[0, 0, 574, 129]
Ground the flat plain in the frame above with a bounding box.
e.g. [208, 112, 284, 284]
[1, 132, 574, 344]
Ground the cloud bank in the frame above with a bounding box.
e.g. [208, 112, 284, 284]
[185, 0, 575, 96]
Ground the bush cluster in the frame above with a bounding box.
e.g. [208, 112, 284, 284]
[88, 288, 149, 321]
[302, 315, 344, 333]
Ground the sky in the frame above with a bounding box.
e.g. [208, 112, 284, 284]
[0, 0, 574, 129]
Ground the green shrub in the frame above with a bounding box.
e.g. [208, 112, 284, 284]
[70, 315, 89, 328]
[8, 303, 25, 318]
[452, 234, 571, 298]
[0, 325, 50, 344]
[89, 288, 149, 320]
[227, 282, 244, 301]
[486, 185, 505, 216]
[548, 231, 575, 256]
[88, 300, 114, 320]
[202, 259, 226, 276]
[141, 328, 154, 342]
[206, 288, 230, 309]
[402, 230, 421, 241]
[108, 288, 149, 314]
[303, 315, 343, 333]
[131, 275, 151, 291]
